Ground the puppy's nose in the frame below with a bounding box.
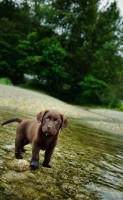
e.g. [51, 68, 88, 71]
[47, 124, 52, 129]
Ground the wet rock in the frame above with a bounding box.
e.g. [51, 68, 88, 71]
[2, 171, 28, 182]
[55, 151, 63, 158]
[0, 160, 3, 165]
[0, 183, 5, 191]
[61, 174, 68, 180]
[36, 173, 56, 185]
[21, 187, 39, 199]
[2, 144, 14, 151]
[3, 154, 13, 160]
[55, 147, 60, 152]
[7, 159, 29, 171]
[24, 171, 35, 178]
[0, 149, 6, 156]
[3, 183, 24, 199]
[39, 192, 50, 199]
[69, 161, 82, 168]
[72, 176, 81, 184]
[24, 143, 32, 151]
[46, 187, 57, 197]
[62, 183, 76, 196]
[75, 193, 86, 200]
[34, 197, 41, 200]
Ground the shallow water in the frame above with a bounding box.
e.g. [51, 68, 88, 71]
[0, 107, 123, 200]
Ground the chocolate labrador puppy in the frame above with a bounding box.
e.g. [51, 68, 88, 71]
[2, 109, 69, 169]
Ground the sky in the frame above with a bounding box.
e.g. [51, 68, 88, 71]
[100, 0, 123, 15]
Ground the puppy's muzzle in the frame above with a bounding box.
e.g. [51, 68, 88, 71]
[42, 124, 56, 136]
[44, 132, 52, 136]
[47, 124, 52, 129]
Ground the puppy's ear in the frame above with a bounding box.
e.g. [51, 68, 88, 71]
[37, 110, 48, 122]
[61, 115, 69, 130]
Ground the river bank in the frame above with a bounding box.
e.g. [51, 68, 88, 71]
[0, 84, 123, 135]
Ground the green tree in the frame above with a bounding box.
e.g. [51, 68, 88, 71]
[41, 38, 67, 96]
[0, 0, 32, 84]
[41, 0, 102, 101]
[43, 0, 123, 104]
[91, 1, 123, 83]
[0, 0, 123, 106]
[18, 32, 67, 96]
[76, 75, 107, 105]
[0, 17, 22, 84]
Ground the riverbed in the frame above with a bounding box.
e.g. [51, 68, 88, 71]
[0, 84, 123, 200]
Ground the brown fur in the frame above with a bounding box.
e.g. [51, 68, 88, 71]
[2, 109, 69, 169]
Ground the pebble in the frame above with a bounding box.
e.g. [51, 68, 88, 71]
[7, 159, 29, 171]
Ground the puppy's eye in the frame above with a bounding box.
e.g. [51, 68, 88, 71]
[45, 117, 50, 121]
[54, 119, 59, 124]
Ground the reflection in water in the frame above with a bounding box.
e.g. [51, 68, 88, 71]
[0, 107, 123, 200]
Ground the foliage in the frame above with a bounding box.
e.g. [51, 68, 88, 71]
[0, 0, 123, 107]
[0, 78, 12, 85]
[17, 32, 67, 96]
[76, 75, 107, 105]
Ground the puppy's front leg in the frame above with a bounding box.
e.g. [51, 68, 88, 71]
[30, 144, 40, 170]
[42, 147, 55, 168]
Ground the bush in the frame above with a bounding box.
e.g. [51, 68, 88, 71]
[76, 75, 107, 105]
[0, 77, 12, 85]
[100, 84, 122, 108]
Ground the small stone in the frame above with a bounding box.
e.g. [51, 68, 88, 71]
[75, 193, 86, 199]
[73, 176, 80, 184]
[22, 187, 38, 199]
[34, 197, 40, 200]
[0, 160, 3, 165]
[7, 159, 29, 171]
[2, 144, 14, 151]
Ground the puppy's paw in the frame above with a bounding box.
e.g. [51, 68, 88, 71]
[30, 164, 38, 170]
[42, 162, 51, 168]
[30, 161, 39, 170]
[21, 148, 26, 152]
[15, 152, 23, 159]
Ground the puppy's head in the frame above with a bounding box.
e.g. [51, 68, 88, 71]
[37, 109, 69, 136]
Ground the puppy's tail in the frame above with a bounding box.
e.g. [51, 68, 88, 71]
[2, 118, 22, 126]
